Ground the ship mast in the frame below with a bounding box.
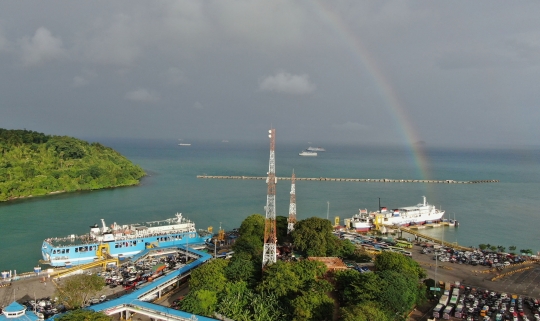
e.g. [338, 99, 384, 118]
[288, 170, 297, 234]
[262, 129, 277, 267]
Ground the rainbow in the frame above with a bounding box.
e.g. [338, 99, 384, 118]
[310, 2, 431, 180]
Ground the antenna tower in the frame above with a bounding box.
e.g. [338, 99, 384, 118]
[262, 128, 277, 267]
[287, 171, 296, 234]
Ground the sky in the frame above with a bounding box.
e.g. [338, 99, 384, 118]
[1, 1, 540, 147]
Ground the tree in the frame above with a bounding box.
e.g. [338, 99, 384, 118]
[291, 217, 336, 257]
[374, 251, 426, 279]
[56, 310, 111, 321]
[479, 244, 488, 250]
[54, 274, 105, 309]
[334, 269, 382, 306]
[378, 270, 420, 315]
[250, 292, 285, 321]
[509, 245, 517, 254]
[217, 281, 252, 321]
[189, 259, 228, 292]
[257, 261, 301, 297]
[340, 302, 392, 321]
[224, 251, 258, 284]
[232, 214, 265, 261]
[179, 289, 218, 317]
[290, 291, 334, 321]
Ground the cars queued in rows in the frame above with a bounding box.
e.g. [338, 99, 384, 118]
[434, 284, 540, 321]
[422, 245, 530, 269]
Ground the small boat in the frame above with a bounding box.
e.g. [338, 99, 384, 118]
[178, 143, 191, 146]
[306, 147, 325, 152]
[299, 150, 317, 156]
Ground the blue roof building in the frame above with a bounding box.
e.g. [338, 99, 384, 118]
[0, 302, 40, 321]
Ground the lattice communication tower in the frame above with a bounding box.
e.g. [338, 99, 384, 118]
[262, 128, 277, 267]
[287, 171, 297, 234]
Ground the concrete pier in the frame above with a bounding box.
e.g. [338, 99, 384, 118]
[197, 175, 499, 184]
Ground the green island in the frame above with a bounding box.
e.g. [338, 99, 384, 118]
[0, 128, 145, 202]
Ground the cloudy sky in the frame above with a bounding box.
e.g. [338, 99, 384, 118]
[1, 1, 539, 147]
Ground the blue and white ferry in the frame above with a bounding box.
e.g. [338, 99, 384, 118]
[41, 213, 211, 267]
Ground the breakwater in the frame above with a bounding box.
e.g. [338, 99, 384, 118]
[197, 175, 499, 184]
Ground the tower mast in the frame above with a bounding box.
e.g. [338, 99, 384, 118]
[287, 171, 296, 234]
[262, 128, 277, 267]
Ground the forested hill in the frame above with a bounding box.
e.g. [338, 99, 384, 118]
[0, 128, 145, 202]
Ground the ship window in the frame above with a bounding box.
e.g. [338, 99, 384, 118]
[61, 249, 65, 254]
[115, 244, 118, 248]
[53, 250, 56, 254]
[75, 248, 78, 253]
[66, 249, 70, 254]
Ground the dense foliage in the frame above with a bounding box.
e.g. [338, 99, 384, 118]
[183, 214, 427, 320]
[291, 216, 356, 258]
[335, 251, 427, 320]
[0, 128, 145, 201]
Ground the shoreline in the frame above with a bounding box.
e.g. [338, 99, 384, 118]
[1, 181, 143, 203]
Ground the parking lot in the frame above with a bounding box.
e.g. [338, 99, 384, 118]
[408, 242, 540, 320]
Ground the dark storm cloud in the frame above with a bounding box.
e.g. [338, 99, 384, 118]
[0, 1, 539, 147]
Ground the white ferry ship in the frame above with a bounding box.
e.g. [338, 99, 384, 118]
[299, 150, 317, 156]
[41, 213, 211, 267]
[347, 196, 445, 232]
[306, 147, 325, 152]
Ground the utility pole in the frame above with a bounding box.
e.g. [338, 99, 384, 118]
[326, 201, 330, 220]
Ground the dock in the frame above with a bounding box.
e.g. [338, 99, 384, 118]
[197, 175, 499, 184]
[392, 225, 473, 252]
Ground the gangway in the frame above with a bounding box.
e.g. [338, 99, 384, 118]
[389, 225, 473, 252]
[49, 258, 119, 279]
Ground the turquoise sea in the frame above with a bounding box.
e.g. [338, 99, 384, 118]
[1, 138, 539, 273]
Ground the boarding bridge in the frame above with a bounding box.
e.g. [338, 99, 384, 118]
[49, 258, 119, 279]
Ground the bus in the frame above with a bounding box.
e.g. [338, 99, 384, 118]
[432, 304, 445, 318]
[395, 240, 413, 248]
[443, 305, 454, 319]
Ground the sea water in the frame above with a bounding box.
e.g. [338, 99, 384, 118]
[0, 138, 539, 272]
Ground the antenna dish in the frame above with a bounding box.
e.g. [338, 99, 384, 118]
[268, 130, 272, 133]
